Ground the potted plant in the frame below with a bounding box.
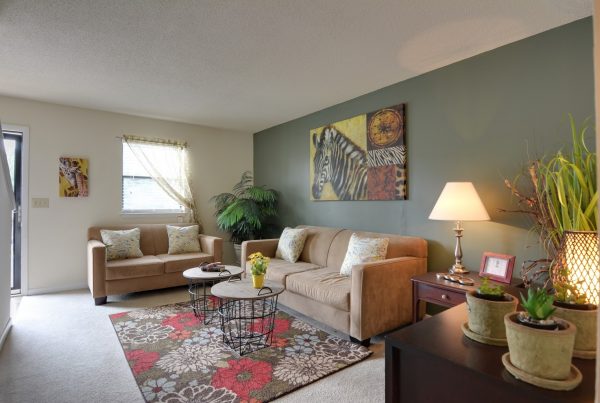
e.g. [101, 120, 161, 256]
[464, 277, 517, 345]
[248, 252, 269, 289]
[211, 171, 278, 263]
[503, 288, 579, 390]
[552, 267, 597, 359]
[502, 116, 597, 289]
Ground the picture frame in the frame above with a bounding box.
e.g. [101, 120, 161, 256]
[479, 252, 515, 284]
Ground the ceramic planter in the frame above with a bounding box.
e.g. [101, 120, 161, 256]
[553, 302, 597, 359]
[252, 274, 265, 289]
[465, 291, 517, 344]
[504, 312, 576, 381]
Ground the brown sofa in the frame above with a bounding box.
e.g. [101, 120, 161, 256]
[241, 225, 427, 344]
[88, 224, 222, 305]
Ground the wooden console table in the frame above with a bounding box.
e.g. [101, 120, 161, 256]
[412, 272, 519, 322]
[385, 304, 595, 402]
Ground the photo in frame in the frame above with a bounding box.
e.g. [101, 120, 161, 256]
[479, 252, 516, 284]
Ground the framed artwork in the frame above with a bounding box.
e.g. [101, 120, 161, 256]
[59, 157, 89, 197]
[479, 252, 516, 284]
[309, 103, 407, 201]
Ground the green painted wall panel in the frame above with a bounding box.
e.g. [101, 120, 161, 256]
[253, 18, 594, 275]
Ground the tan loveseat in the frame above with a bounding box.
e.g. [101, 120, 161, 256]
[88, 224, 222, 305]
[241, 225, 427, 344]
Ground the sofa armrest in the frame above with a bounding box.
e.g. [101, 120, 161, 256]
[241, 239, 279, 272]
[87, 240, 107, 298]
[350, 256, 427, 340]
[199, 234, 223, 263]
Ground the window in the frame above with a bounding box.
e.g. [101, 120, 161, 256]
[122, 141, 185, 213]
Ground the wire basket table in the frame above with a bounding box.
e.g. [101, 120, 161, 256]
[182, 265, 244, 325]
[211, 278, 285, 356]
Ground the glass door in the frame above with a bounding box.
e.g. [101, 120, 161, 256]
[3, 131, 22, 293]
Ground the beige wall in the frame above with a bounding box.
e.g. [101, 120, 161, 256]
[0, 95, 253, 293]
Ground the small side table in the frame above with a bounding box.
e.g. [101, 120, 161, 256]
[411, 272, 519, 323]
[182, 265, 244, 324]
[212, 278, 284, 356]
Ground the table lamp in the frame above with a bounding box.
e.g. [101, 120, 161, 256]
[429, 182, 490, 274]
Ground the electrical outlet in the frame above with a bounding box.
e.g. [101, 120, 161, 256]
[32, 198, 49, 208]
[177, 215, 183, 223]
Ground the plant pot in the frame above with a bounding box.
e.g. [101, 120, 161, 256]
[553, 301, 597, 359]
[233, 243, 242, 265]
[252, 274, 265, 289]
[465, 291, 517, 344]
[504, 312, 576, 381]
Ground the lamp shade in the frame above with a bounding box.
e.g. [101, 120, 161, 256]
[429, 182, 490, 221]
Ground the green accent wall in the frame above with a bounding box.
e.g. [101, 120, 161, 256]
[253, 18, 595, 274]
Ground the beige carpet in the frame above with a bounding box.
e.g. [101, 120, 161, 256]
[0, 288, 384, 403]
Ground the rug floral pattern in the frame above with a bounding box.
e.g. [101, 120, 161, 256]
[110, 302, 371, 403]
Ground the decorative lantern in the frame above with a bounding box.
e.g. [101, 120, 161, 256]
[552, 231, 600, 306]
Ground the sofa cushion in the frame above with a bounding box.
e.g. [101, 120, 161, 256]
[100, 228, 144, 261]
[339, 233, 389, 276]
[167, 225, 201, 254]
[286, 268, 350, 311]
[297, 225, 344, 267]
[105, 256, 164, 280]
[263, 258, 322, 286]
[89, 225, 157, 256]
[275, 227, 308, 263]
[157, 253, 214, 273]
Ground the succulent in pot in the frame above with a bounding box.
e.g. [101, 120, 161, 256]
[503, 288, 579, 389]
[464, 277, 517, 345]
[518, 287, 559, 330]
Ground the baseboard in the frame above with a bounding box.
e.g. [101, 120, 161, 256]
[0, 319, 12, 351]
[27, 283, 88, 296]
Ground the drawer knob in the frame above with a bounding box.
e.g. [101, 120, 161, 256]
[441, 294, 449, 300]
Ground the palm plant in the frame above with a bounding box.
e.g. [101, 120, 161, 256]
[211, 171, 278, 244]
[502, 115, 597, 285]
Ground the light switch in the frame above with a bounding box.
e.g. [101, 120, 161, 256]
[32, 198, 49, 208]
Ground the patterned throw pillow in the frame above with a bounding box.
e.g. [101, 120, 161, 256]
[339, 233, 389, 276]
[167, 225, 201, 254]
[275, 227, 309, 263]
[100, 228, 144, 261]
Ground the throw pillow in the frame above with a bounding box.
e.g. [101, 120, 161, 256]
[167, 225, 201, 254]
[275, 227, 308, 263]
[100, 228, 144, 261]
[339, 233, 389, 276]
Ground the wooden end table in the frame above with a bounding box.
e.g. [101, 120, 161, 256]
[412, 272, 520, 323]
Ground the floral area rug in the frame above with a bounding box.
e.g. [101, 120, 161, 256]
[110, 302, 371, 402]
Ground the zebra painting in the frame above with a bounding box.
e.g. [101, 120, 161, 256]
[311, 126, 368, 200]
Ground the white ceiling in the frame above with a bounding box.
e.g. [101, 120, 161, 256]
[0, 0, 592, 132]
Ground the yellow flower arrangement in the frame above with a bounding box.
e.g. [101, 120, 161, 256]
[249, 252, 270, 276]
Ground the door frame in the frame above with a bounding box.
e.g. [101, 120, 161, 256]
[3, 124, 29, 296]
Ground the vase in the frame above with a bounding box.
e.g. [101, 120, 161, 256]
[465, 291, 517, 344]
[553, 302, 597, 359]
[252, 274, 265, 289]
[504, 312, 576, 381]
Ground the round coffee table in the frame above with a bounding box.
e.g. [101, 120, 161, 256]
[182, 265, 243, 324]
[211, 278, 284, 355]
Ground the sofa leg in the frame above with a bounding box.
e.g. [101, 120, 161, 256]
[94, 296, 107, 305]
[349, 336, 371, 347]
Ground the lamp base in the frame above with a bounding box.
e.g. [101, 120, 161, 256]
[450, 264, 469, 275]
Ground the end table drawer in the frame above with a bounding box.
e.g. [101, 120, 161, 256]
[417, 284, 466, 306]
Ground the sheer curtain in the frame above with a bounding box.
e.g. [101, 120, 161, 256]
[123, 135, 199, 223]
